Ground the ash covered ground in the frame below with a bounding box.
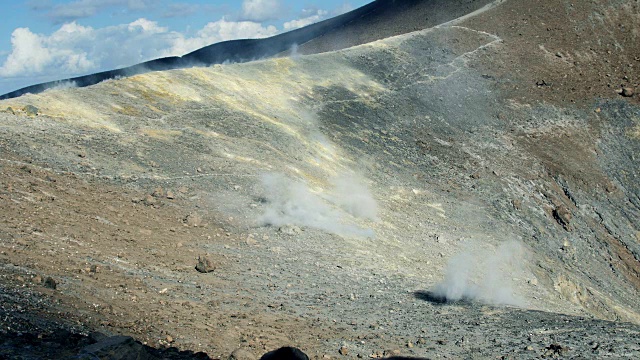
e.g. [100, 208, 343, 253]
[1, 0, 639, 359]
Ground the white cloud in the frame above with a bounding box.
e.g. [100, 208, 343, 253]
[0, 17, 277, 80]
[0, 1, 360, 93]
[283, 9, 328, 31]
[127, 18, 168, 34]
[0, 23, 98, 77]
[241, 0, 284, 22]
[166, 18, 278, 56]
[282, 3, 352, 32]
[0, 28, 52, 76]
[198, 18, 277, 42]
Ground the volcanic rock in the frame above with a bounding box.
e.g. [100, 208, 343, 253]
[229, 347, 255, 360]
[24, 105, 38, 116]
[80, 335, 156, 360]
[195, 255, 216, 273]
[621, 87, 635, 97]
[44, 277, 57, 289]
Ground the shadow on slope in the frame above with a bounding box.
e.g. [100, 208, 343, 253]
[0, 330, 212, 360]
[413, 290, 474, 306]
[0, 0, 493, 100]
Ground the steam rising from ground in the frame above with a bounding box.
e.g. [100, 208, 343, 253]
[289, 43, 300, 59]
[330, 174, 378, 221]
[259, 173, 377, 237]
[432, 241, 526, 306]
[45, 81, 78, 92]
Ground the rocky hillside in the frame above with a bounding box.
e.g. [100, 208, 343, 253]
[1, 0, 639, 358]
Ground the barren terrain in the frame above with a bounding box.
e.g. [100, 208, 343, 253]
[1, 0, 639, 359]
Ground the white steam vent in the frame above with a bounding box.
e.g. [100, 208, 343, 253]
[259, 172, 378, 237]
[432, 240, 527, 306]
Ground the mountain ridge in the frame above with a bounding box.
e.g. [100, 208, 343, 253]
[0, 0, 495, 100]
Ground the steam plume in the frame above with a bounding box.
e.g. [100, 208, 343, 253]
[432, 241, 526, 306]
[258, 173, 377, 237]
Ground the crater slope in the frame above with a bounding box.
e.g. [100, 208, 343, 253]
[1, 0, 639, 358]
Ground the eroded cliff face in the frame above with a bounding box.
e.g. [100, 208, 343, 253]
[0, 0, 639, 358]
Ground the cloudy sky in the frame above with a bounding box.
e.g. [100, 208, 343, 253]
[0, 0, 369, 94]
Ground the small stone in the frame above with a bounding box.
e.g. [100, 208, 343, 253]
[166, 191, 175, 199]
[246, 238, 258, 246]
[278, 225, 301, 235]
[512, 199, 522, 210]
[406, 342, 414, 348]
[229, 347, 255, 360]
[24, 105, 39, 116]
[143, 194, 156, 206]
[526, 346, 535, 351]
[5, 107, 15, 115]
[152, 187, 164, 198]
[339, 346, 349, 356]
[185, 212, 202, 227]
[605, 181, 617, 193]
[470, 172, 481, 179]
[621, 87, 635, 97]
[44, 277, 57, 289]
[32, 275, 42, 284]
[553, 206, 572, 229]
[90, 265, 100, 273]
[165, 335, 173, 343]
[384, 349, 401, 357]
[546, 343, 569, 355]
[195, 255, 216, 273]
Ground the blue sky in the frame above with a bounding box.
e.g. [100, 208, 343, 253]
[0, 0, 370, 94]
